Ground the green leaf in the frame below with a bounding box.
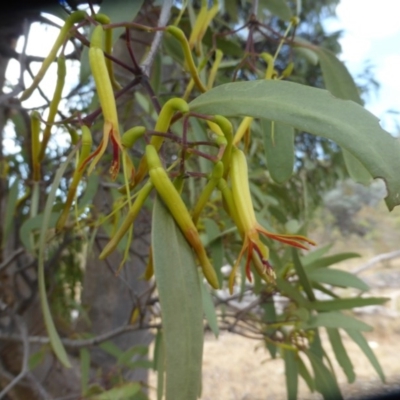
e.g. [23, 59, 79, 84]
[276, 278, 309, 308]
[152, 196, 203, 400]
[342, 148, 372, 185]
[307, 269, 369, 291]
[316, 47, 362, 104]
[283, 350, 298, 400]
[262, 120, 294, 183]
[38, 150, 76, 368]
[345, 329, 385, 382]
[302, 311, 372, 332]
[20, 212, 60, 252]
[153, 330, 165, 400]
[305, 252, 360, 271]
[301, 244, 332, 266]
[78, 174, 100, 210]
[293, 40, 319, 65]
[316, 47, 372, 184]
[312, 297, 389, 312]
[28, 347, 47, 371]
[305, 350, 343, 400]
[292, 249, 316, 301]
[80, 348, 91, 395]
[88, 383, 141, 400]
[297, 356, 315, 392]
[200, 277, 219, 338]
[189, 80, 400, 210]
[3, 179, 19, 245]
[259, 0, 292, 21]
[99, 341, 124, 359]
[99, 0, 144, 43]
[262, 300, 278, 359]
[326, 328, 355, 383]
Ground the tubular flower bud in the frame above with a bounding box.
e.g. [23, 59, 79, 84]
[228, 147, 315, 292]
[134, 98, 189, 186]
[146, 145, 219, 289]
[80, 25, 122, 180]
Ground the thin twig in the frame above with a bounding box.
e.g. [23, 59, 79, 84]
[0, 248, 25, 272]
[0, 323, 161, 349]
[141, 0, 173, 76]
[352, 250, 400, 275]
[0, 317, 29, 399]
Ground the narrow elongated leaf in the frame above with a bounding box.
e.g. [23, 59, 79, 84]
[316, 47, 372, 184]
[297, 356, 315, 392]
[302, 311, 372, 331]
[305, 350, 343, 400]
[20, 212, 60, 252]
[200, 277, 219, 338]
[99, 0, 144, 43]
[292, 249, 316, 301]
[262, 120, 295, 183]
[326, 328, 355, 383]
[259, 0, 292, 21]
[276, 278, 309, 308]
[317, 47, 362, 104]
[80, 348, 90, 395]
[153, 330, 165, 400]
[263, 300, 278, 359]
[89, 383, 141, 400]
[189, 80, 400, 210]
[305, 252, 360, 271]
[345, 329, 385, 382]
[301, 243, 332, 266]
[307, 269, 369, 291]
[312, 297, 388, 312]
[342, 148, 372, 185]
[152, 197, 203, 400]
[38, 151, 76, 368]
[283, 350, 298, 400]
[3, 179, 19, 245]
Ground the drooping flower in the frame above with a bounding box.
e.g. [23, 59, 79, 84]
[228, 147, 315, 292]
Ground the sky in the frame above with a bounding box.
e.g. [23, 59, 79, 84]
[324, 0, 400, 134]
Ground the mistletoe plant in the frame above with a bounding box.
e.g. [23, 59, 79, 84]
[11, 1, 400, 399]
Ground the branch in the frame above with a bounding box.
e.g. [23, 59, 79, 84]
[352, 250, 400, 275]
[0, 317, 29, 399]
[0, 323, 161, 349]
[141, 0, 173, 76]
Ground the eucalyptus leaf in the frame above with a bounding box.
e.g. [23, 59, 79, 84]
[3, 179, 19, 246]
[305, 252, 360, 271]
[312, 297, 388, 312]
[284, 350, 298, 400]
[189, 80, 400, 210]
[307, 269, 369, 291]
[99, 0, 144, 43]
[200, 277, 219, 338]
[316, 46, 372, 184]
[326, 328, 355, 383]
[345, 329, 385, 382]
[301, 243, 332, 266]
[259, 0, 292, 21]
[305, 350, 343, 400]
[38, 151, 76, 368]
[88, 383, 141, 400]
[80, 348, 91, 396]
[152, 196, 203, 400]
[302, 311, 372, 332]
[262, 120, 295, 183]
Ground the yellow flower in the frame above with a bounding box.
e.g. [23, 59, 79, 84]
[229, 147, 315, 291]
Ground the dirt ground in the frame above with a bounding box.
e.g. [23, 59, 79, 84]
[148, 287, 400, 400]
